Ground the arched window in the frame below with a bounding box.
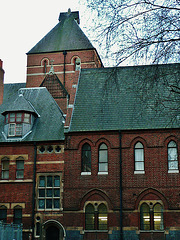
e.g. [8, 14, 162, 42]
[140, 202, 164, 231]
[85, 203, 108, 230]
[85, 204, 95, 230]
[81, 143, 91, 173]
[134, 142, 144, 172]
[98, 143, 108, 173]
[140, 203, 150, 230]
[168, 141, 178, 170]
[0, 206, 7, 223]
[98, 204, 108, 230]
[74, 58, 81, 71]
[43, 60, 47, 73]
[153, 203, 164, 230]
[13, 206, 22, 224]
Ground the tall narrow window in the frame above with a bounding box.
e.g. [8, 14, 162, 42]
[98, 143, 108, 173]
[98, 204, 108, 230]
[43, 60, 47, 73]
[168, 141, 178, 171]
[81, 144, 91, 173]
[140, 203, 150, 230]
[0, 206, 7, 223]
[16, 159, 24, 179]
[74, 58, 81, 71]
[14, 206, 22, 224]
[153, 203, 164, 230]
[1, 158, 9, 179]
[85, 204, 95, 230]
[135, 142, 144, 172]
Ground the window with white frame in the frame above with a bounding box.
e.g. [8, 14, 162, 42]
[38, 175, 61, 210]
[134, 142, 144, 172]
[98, 143, 108, 173]
[168, 141, 178, 171]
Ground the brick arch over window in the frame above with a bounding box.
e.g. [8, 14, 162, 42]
[95, 138, 111, 148]
[80, 189, 113, 210]
[135, 188, 168, 210]
[130, 136, 148, 148]
[78, 138, 94, 149]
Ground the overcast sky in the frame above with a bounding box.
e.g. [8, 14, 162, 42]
[0, 0, 89, 83]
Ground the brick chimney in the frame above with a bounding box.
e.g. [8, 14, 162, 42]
[0, 59, 4, 105]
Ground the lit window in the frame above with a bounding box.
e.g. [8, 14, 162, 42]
[13, 206, 22, 225]
[98, 143, 108, 172]
[85, 203, 108, 230]
[82, 144, 91, 173]
[140, 203, 164, 230]
[168, 141, 178, 170]
[135, 142, 144, 172]
[38, 175, 61, 210]
[16, 160, 24, 179]
[0, 206, 7, 223]
[140, 203, 150, 230]
[1, 159, 9, 179]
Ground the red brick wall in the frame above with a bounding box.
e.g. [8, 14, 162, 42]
[64, 129, 180, 230]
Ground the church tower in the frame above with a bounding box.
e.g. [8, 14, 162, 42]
[26, 9, 103, 126]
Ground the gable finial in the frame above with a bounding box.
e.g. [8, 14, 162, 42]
[68, 8, 71, 15]
[49, 59, 55, 74]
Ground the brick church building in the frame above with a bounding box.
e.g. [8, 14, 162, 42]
[0, 9, 179, 240]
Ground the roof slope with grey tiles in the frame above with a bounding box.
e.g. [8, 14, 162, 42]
[0, 85, 65, 142]
[70, 63, 180, 132]
[27, 11, 94, 54]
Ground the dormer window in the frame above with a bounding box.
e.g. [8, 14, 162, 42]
[4, 112, 31, 137]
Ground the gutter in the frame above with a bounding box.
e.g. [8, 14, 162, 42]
[31, 142, 37, 240]
[119, 130, 123, 240]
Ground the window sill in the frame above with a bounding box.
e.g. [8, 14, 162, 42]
[81, 172, 91, 176]
[134, 170, 145, 174]
[98, 172, 108, 175]
[168, 170, 179, 174]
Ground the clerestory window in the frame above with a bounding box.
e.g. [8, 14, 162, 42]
[168, 141, 178, 171]
[81, 143, 91, 173]
[134, 142, 144, 173]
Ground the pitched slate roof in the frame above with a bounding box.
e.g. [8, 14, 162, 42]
[0, 85, 65, 142]
[27, 11, 94, 54]
[70, 63, 180, 132]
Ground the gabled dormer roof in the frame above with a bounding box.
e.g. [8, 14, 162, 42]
[27, 10, 94, 54]
[1, 91, 38, 117]
[0, 85, 65, 142]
